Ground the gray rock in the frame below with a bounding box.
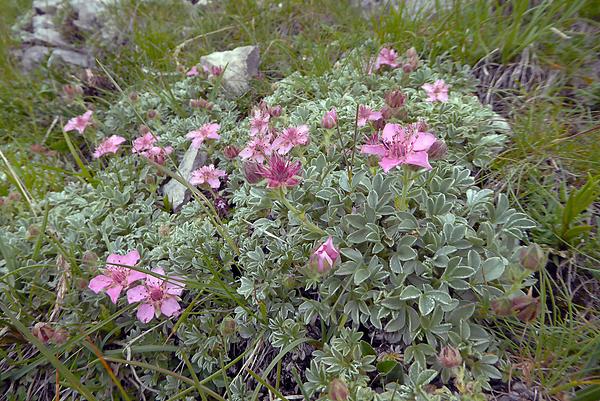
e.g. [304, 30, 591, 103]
[200, 45, 260, 97]
[32, 27, 68, 47]
[48, 48, 93, 67]
[70, 0, 106, 31]
[32, 14, 55, 30]
[163, 147, 207, 211]
[33, 0, 63, 14]
[20, 45, 51, 70]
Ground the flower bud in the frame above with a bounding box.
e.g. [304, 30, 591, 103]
[176, 64, 186, 74]
[406, 47, 418, 59]
[269, 105, 283, 118]
[402, 63, 414, 73]
[220, 317, 237, 336]
[321, 108, 337, 129]
[27, 224, 40, 239]
[158, 224, 171, 237]
[491, 297, 512, 317]
[7, 192, 21, 202]
[32, 323, 68, 344]
[82, 250, 98, 266]
[62, 84, 83, 101]
[139, 124, 151, 135]
[438, 345, 462, 368]
[223, 145, 240, 160]
[215, 197, 229, 217]
[309, 237, 340, 274]
[511, 294, 540, 322]
[427, 140, 447, 160]
[519, 244, 546, 272]
[146, 109, 158, 120]
[243, 162, 263, 184]
[328, 378, 349, 401]
[129, 91, 139, 102]
[77, 278, 89, 289]
[384, 90, 406, 109]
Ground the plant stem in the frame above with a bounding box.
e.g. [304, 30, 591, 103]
[277, 188, 326, 235]
[398, 165, 412, 211]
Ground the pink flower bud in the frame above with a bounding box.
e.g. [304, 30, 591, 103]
[269, 105, 283, 118]
[82, 250, 98, 266]
[32, 323, 68, 344]
[129, 91, 139, 102]
[223, 145, 240, 160]
[519, 244, 546, 272]
[310, 237, 340, 273]
[328, 378, 349, 401]
[7, 192, 21, 203]
[491, 298, 512, 317]
[321, 108, 337, 129]
[146, 109, 158, 120]
[384, 90, 406, 109]
[511, 294, 540, 322]
[139, 124, 150, 135]
[243, 161, 263, 184]
[438, 345, 462, 368]
[427, 140, 447, 160]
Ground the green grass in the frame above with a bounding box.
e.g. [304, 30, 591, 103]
[1, 0, 599, 399]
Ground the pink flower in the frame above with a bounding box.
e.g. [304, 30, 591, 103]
[321, 108, 338, 129]
[271, 125, 309, 155]
[186, 123, 221, 148]
[189, 164, 226, 189]
[361, 123, 437, 172]
[357, 105, 383, 127]
[186, 66, 199, 77]
[311, 237, 340, 273]
[239, 135, 273, 163]
[249, 108, 271, 136]
[92, 135, 126, 159]
[375, 47, 399, 71]
[88, 250, 145, 304]
[132, 132, 158, 154]
[422, 79, 449, 102]
[203, 65, 223, 77]
[143, 146, 173, 165]
[257, 155, 302, 189]
[127, 267, 185, 323]
[64, 110, 93, 134]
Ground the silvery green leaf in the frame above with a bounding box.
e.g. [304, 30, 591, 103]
[396, 245, 417, 261]
[341, 248, 363, 262]
[399, 285, 421, 300]
[418, 294, 435, 316]
[384, 310, 406, 332]
[347, 228, 370, 244]
[389, 254, 403, 273]
[354, 267, 370, 285]
[481, 257, 505, 281]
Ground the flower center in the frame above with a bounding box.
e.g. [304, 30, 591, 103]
[110, 269, 127, 285]
[150, 288, 164, 301]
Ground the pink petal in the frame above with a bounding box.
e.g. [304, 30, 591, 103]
[121, 250, 140, 267]
[379, 157, 402, 173]
[165, 277, 185, 296]
[137, 303, 155, 323]
[88, 275, 113, 293]
[127, 269, 147, 285]
[361, 144, 387, 157]
[127, 285, 149, 303]
[146, 267, 165, 287]
[105, 285, 124, 304]
[382, 124, 405, 142]
[412, 132, 437, 151]
[438, 92, 449, 102]
[207, 177, 221, 189]
[160, 297, 181, 317]
[405, 151, 432, 169]
[422, 83, 433, 92]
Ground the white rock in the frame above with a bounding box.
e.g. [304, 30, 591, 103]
[163, 147, 207, 211]
[48, 49, 93, 68]
[20, 45, 51, 70]
[32, 27, 68, 47]
[200, 45, 260, 97]
[33, 0, 62, 14]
